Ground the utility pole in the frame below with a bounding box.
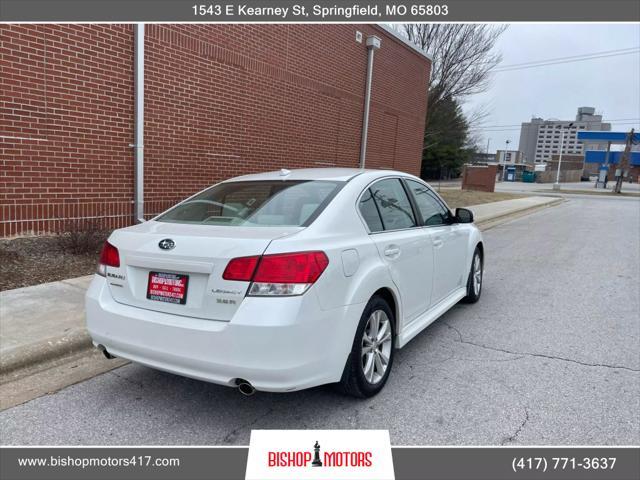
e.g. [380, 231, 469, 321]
[614, 128, 635, 194]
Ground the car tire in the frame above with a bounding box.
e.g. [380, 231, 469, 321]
[462, 247, 483, 304]
[336, 295, 395, 398]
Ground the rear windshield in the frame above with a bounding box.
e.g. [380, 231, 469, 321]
[156, 180, 343, 227]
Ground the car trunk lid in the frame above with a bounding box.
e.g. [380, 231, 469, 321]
[104, 221, 302, 321]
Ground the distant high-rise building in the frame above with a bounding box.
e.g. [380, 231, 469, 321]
[518, 107, 611, 164]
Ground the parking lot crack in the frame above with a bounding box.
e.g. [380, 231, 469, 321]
[442, 322, 639, 373]
[444, 322, 464, 342]
[222, 407, 275, 444]
[501, 406, 529, 445]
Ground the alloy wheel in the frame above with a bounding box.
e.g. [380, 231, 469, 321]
[473, 254, 482, 296]
[361, 309, 393, 384]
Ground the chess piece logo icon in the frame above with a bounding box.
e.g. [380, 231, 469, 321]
[311, 440, 323, 467]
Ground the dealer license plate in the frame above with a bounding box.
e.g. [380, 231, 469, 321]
[146, 272, 189, 305]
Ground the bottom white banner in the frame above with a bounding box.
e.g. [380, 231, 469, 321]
[245, 429, 395, 480]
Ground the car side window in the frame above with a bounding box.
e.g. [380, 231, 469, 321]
[369, 179, 416, 230]
[358, 189, 384, 232]
[405, 179, 449, 226]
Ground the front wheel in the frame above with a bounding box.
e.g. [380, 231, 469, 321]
[336, 296, 395, 398]
[462, 247, 483, 303]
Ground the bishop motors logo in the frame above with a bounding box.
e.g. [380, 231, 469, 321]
[267, 440, 373, 468]
[246, 430, 394, 480]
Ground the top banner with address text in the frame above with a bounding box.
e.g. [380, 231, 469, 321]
[1, 0, 639, 22]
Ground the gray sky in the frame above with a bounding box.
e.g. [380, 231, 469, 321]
[463, 23, 640, 153]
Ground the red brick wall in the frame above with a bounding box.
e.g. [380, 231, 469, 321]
[1, 24, 135, 236]
[462, 165, 498, 192]
[1, 24, 430, 237]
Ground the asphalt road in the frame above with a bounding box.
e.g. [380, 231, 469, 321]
[1, 196, 638, 446]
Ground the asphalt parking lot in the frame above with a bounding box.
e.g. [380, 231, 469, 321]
[1, 195, 638, 446]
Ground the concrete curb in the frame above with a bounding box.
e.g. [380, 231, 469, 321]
[0, 196, 564, 378]
[474, 197, 564, 230]
[0, 328, 93, 378]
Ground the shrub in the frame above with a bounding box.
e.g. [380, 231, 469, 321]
[56, 218, 109, 255]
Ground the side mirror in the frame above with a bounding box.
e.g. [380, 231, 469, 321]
[455, 207, 474, 224]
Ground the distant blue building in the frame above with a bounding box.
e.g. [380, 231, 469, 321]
[578, 131, 639, 182]
[584, 150, 640, 166]
[577, 131, 640, 144]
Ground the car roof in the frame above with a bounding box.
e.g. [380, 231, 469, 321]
[226, 167, 412, 182]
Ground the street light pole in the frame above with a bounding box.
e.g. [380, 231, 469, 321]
[554, 122, 573, 191]
[503, 139, 510, 181]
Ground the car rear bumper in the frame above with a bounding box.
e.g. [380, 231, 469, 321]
[85, 275, 363, 392]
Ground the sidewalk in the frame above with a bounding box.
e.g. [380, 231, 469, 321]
[1, 276, 93, 375]
[468, 196, 562, 225]
[0, 196, 562, 383]
[495, 180, 640, 195]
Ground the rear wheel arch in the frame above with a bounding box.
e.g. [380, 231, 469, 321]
[371, 287, 399, 338]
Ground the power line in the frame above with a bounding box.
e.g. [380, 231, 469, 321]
[475, 117, 640, 128]
[493, 52, 639, 72]
[491, 49, 640, 73]
[469, 122, 640, 132]
[492, 47, 639, 69]
[492, 48, 639, 71]
[606, 118, 640, 122]
[469, 119, 640, 130]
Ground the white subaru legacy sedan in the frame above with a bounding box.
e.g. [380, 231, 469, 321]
[86, 168, 483, 397]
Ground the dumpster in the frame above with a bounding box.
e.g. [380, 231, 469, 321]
[522, 171, 536, 183]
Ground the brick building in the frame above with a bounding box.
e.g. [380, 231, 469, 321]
[1, 24, 431, 237]
[540, 155, 585, 183]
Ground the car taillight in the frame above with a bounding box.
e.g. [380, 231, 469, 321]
[222, 255, 260, 281]
[223, 251, 329, 296]
[253, 252, 329, 283]
[97, 241, 120, 276]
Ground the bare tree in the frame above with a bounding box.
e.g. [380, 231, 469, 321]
[399, 24, 507, 179]
[464, 102, 491, 132]
[404, 24, 507, 126]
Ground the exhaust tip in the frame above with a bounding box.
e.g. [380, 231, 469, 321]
[235, 379, 256, 396]
[97, 344, 116, 360]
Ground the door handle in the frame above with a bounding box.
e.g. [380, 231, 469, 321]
[433, 238, 443, 248]
[384, 246, 401, 258]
